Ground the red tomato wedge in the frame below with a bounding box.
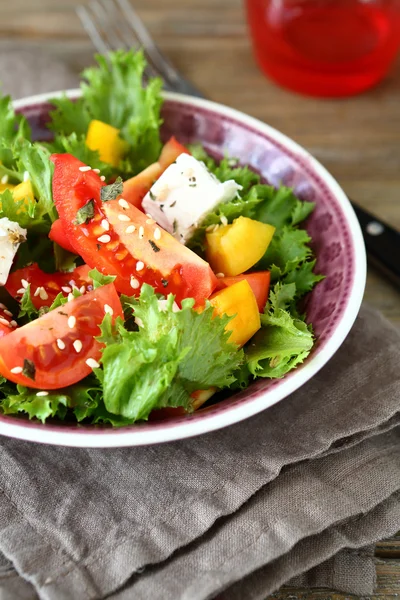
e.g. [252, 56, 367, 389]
[104, 200, 218, 304]
[216, 271, 271, 312]
[0, 283, 123, 390]
[159, 136, 190, 170]
[51, 154, 217, 304]
[122, 162, 163, 210]
[0, 304, 16, 339]
[49, 219, 77, 254]
[6, 264, 92, 310]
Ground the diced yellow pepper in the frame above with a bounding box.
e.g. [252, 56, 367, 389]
[86, 119, 128, 167]
[209, 279, 261, 347]
[13, 180, 34, 204]
[205, 216, 275, 277]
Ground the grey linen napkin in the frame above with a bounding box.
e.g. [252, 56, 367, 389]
[1, 48, 400, 600]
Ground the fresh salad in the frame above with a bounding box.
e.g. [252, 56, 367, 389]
[0, 50, 323, 426]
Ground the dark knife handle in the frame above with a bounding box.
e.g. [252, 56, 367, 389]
[351, 201, 400, 285]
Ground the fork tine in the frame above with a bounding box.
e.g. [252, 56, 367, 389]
[76, 5, 111, 56]
[96, 0, 164, 83]
[77, 1, 164, 86]
[115, 0, 180, 86]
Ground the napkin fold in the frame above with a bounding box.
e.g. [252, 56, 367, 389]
[0, 48, 400, 600]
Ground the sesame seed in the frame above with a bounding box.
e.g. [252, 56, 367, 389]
[136, 261, 144, 271]
[9, 321, 17, 328]
[33, 287, 41, 297]
[216, 273, 225, 278]
[220, 215, 228, 226]
[103, 304, 113, 316]
[3, 309, 12, 317]
[145, 213, 152, 218]
[205, 225, 215, 232]
[56, 339, 66, 350]
[118, 214, 130, 222]
[0, 303, 4, 310]
[138, 226, 144, 240]
[154, 227, 161, 240]
[21, 279, 29, 289]
[101, 219, 110, 231]
[73, 339, 83, 353]
[0, 317, 9, 326]
[86, 358, 100, 369]
[79, 285, 86, 294]
[23, 171, 30, 182]
[61, 286, 72, 294]
[126, 225, 136, 234]
[118, 198, 129, 209]
[16, 288, 25, 295]
[93, 168, 100, 173]
[68, 293, 74, 302]
[1, 175, 8, 184]
[146, 218, 155, 225]
[97, 234, 111, 243]
[212, 224, 219, 232]
[100, 175, 106, 181]
[69, 280, 76, 287]
[39, 288, 49, 300]
[130, 276, 140, 289]
[10, 366, 23, 374]
[36, 391, 49, 397]
[68, 315, 76, 329]
[79, 165, 91, 172]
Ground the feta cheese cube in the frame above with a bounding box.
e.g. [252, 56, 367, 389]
[0, 218, 27, 285]
[142, 154, 241, 243]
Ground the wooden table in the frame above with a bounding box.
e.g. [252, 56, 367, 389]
[3, 0, 400, 597]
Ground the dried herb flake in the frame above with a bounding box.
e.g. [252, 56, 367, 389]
[75, 199, 95, 225]
[100, 177, 123, 202]
[149, 240, 160, 253]
[22, 359, 36, 381]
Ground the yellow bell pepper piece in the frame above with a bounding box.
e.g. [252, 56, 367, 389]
[209, 279, 261, 347]
[205, 216, 275, 277]
[86, 119, 128, 167]
[13, 180, 34, 204]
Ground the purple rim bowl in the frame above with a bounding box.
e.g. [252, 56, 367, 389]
[0, 90, 366, 447]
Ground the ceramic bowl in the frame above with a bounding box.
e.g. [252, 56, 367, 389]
[0, 90, 366, 447]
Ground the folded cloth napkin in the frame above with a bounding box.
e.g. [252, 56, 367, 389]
[1, 48, 400, 600]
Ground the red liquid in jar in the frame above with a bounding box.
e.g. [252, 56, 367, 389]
[246, 1, 400, 97]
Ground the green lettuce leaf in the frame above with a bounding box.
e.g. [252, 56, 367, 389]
[0, 93, 31, 174]
[0, 378, 132, 426]
[245, 283, 314, 379]
[48, 49, 163, 177]
[0, 140, 56, 233]
[97, 285, 244, 421]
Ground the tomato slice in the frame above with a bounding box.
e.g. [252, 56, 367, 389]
[0, 283, 123, 390]
[0, 303, 16, 339]
[216, 271, 270, 312]
[104, 200, 218, 304]
[52, 154, 217, 304]
[6, 264, 92, 310]
[122, 162, 163, 210]
[159, 137, 190, 170]
[49, 219, 77, 254]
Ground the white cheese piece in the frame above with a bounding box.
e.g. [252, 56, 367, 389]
[142, 154, 241, 243]
[0, 218, 27, 285]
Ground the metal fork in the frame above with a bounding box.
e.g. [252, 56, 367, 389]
[76, 0, 204, 98]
